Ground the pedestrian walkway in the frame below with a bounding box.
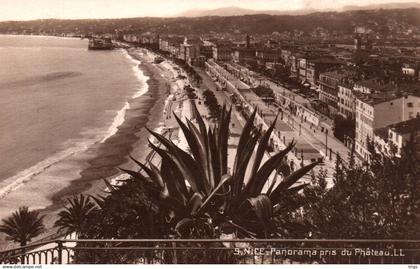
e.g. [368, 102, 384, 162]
[192, 67, 243, 171]
[264, 81, 351, 163]
[236, 86, 324, 164]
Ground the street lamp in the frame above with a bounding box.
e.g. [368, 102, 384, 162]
[301, 149, 304, 167]
[325, 129, 328, 158]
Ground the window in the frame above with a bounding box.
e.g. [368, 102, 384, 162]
[407, 102, 413, 107]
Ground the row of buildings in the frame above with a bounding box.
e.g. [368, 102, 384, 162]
[121, 32, 420, 161]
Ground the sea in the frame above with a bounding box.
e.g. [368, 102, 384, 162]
[0, 35, 149, 220]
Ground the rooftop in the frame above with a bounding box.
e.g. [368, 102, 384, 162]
[389, 117, 420, 134]
[354, 78, 393, 92]
[355, 91, 400, 105]
[215, 40, 233, 46]
[374, 127, 389, 141]
[397, 83, 420, 97]
[338, 80, 354, 89]
[320, 69, 357, 81]
[161, 36, 185, 44]
[185, 37, 202, 45]
[308, 57, 341, 65]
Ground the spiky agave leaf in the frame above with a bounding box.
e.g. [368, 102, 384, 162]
[129, 155, 153, 176]
[90, 195, 106, 210]
[272, 183, 310, 215]
[231, 109, 258, 196]
[228, 141, 295, 213]
[242, 141, 296, 200]
[266, 166, 283, 196]
[174, 114, 206, 179]
[174, 113, 211, 183]
[187, 193, 204, 215]
[147, 127, 206, 194]
[103, 178, 116, 193]
[216, 104, 231, 178]
[207, 127, 219, 189]
[159, 152, 189, 205]
[230, 129, 259, 200]
[239, 116, 280, 198]
[270, 161, 320, 204]
[243, 195, 273, 224]
[192, 100, 207, 138]
[186, 118, 213, 193]
[118, 105, 320, 239]
[126, 154, 194, 220]
[249, 114, 279, 181]
[197, 175, 231, 214]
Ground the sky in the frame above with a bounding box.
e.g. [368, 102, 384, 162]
[0, 0, 416, 21]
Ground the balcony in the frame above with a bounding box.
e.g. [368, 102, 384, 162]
[0, 239, 419, 264]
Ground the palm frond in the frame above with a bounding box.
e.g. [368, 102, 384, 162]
[0, 207, 45, 245]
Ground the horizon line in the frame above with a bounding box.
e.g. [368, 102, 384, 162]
[0, 2, 419, 23]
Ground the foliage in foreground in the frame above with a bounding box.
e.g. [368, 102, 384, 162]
[54, 195, 98, 238]
[0, 207, 45, 247]
[58, 104, 318, 242]
[116, 104, 319, 239]
[303, 141, 420, 240]
[49, 104, 319, 263]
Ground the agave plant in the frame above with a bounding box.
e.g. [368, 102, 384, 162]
[55, 194, 98, 238]
[0, 207, 45, 246]
[120, 104, 319, 238]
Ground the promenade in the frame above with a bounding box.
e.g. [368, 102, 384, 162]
[204, 61, 336, 182]
[193, 68, 284, 189]
[138, 51, 329, 188]
[224, 61, 352, 167]
[262, 80, 352, 164]
[197, 65, 320, 184]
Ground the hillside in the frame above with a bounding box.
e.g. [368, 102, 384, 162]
[0, 8, 419, 37]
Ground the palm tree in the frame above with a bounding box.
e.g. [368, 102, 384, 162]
[54, 194, 97, 238]
[120, 104, 320, 238]
[0, 207, 45, 247]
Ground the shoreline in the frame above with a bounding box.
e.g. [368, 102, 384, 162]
[46, 52, 171, 238]
[0, 48, 173, 249]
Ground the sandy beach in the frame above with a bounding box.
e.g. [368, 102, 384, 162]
[0, 47, 189, 248]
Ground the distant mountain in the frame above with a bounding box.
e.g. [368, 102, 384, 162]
[177, 6, 255, 17]
[343, 2, 420, 11]
[176, 2, 420, 17]
[176, 6, 318, 17]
